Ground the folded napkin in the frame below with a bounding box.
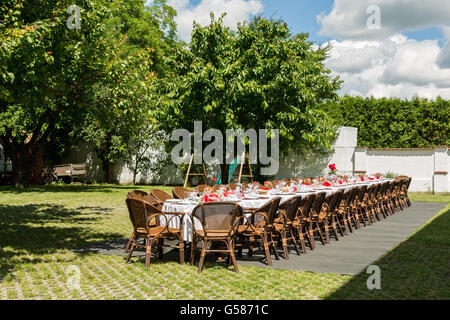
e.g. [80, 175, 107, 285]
[261, 188, 271, 191]
[360, 177, 365, 182]
[323, 181, 331, 187]
[201, 194, 219, 202]
[338, 180, 343, 185]
[303, 183, 311, 186]
[368, 177, 374, 181]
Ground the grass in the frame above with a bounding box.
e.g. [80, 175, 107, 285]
[0, 185, 448, 300]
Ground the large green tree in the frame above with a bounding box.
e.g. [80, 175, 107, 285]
[0, 0, 114, 186]
[81, 0, 179, 183]
[156, 14, 342, 183]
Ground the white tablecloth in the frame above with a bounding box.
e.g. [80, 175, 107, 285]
[161, 179, 391, 242]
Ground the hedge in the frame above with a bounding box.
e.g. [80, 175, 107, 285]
[322, 96, 450, 148]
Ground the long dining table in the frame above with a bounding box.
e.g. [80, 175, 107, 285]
[161, 179, 392, 243]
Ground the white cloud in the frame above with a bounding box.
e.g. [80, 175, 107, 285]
[325, 35, 450, 99]
[167, 0, 263, 41]
[437, 27, 450, 69]
[318, 0, 450, 40]
[319, 0, 450, 99]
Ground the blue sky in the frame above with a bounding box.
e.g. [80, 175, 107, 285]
[164, 0, 450, 99]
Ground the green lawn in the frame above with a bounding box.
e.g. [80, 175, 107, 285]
[0, 185, 448, 300]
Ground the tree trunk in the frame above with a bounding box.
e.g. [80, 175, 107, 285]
[220, 163, 230, 185]
[101, 160, 113, 184]
[9, 142, 43, 187]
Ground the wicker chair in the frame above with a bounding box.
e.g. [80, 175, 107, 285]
[273, 195, 302, 259]
[389, 180, 402, 212]
[398, 177, 412, 209]
[369, 183, 382, 222]
[376, 182, 391, 219]
[292, 194, 315, 253]
[304, 192, 327, 249]
[227, 183, 238, 190]
[190, 202, 244, 273]
[235, 197, 282, 266]
[124, 190, 162, 253]
[336, 188, 357, 235]
[173, 187, 190, 199]
[196, 185, 208, 193]
[359, 185, 375, 225]
[319, 190, 344, 243]
[350, 185, 368, 227]
[150, 189, 173, 206]
[384, 180, 397, 216]
[125, 198, 185, 267]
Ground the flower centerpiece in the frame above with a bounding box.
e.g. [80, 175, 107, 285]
[328, 163, 337, 175]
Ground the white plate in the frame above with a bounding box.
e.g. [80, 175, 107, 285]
[165, 199, 181, 203]
[243, 196, 259, 200]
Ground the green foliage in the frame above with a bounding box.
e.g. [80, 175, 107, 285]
[0, 0, 115, 185]
[323, 96, 450, 148]
[156, 14, 342, 158]
[81, 0, 179, 182]
[124, 127, 167, 184]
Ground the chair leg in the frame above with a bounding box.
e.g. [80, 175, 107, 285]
[262, 233, 272, 266]
[297, 227, 307, 254]
[124, 232, 135, 253]
[307, 224, 315, 250]
[270, 233, 280, 260]
[281, 231, 289, 259]
[346, 214, 353, 233]
[179, 239, 185, 265]
[290, 230, 301, 256]
[364, 208, 372, 225]
[358, 208, 367, 227]
[125, 239, 136, 263]
[190, 239, 197, 265]
[197, 240, 207, 274]
[315, 222, 326, 245]
[335, 217, 344, 237]
[331, 219, 340, 241]
[145, 239, 153, 269]
[342, 216, 349, 234]
[228, 240, 239, 273]
[323, 222, 330, 244]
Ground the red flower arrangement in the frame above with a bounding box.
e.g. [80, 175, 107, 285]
[328, 163, 337, 175]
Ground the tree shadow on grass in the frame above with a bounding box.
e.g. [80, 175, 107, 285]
[0, 184, 176, 194]
[0, 203, 124, 279]
[0, 185, 130, 194]
[325, 207, 450, 300]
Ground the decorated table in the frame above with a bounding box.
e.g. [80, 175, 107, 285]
[161, 179, 391, 242]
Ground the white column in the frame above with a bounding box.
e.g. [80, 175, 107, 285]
[433, 146, 449, 193]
